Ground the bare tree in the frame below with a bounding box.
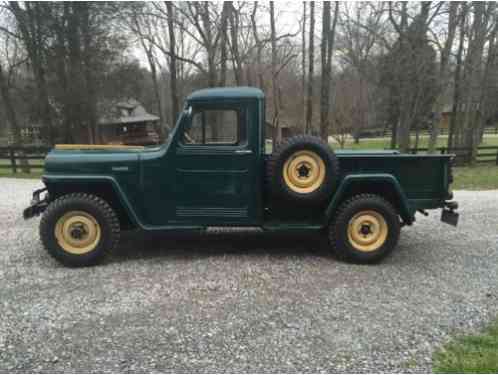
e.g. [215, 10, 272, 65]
[0, 28, 29, 170]
[0, 63, 19, 142]
[9, 2, 54, 144]
[339, 2, 385, 144]
[301, 1, 306, 133]
[128, 4, 164, 136]
[270, 2, 279, 144]
[250, 2, 264, 90]
[218, 2, 229, 86]
[166, 1, 179, 127]
[320, 1, 339, 141]
[457, 2, 494, 162]
[320, 2, 331, 141]
[479, 8, 498, 144]
[387, 2, 437, 152]
[228, 2, 243, 85]
[305, 1, 315, 134]
[428, 2, 458, 153]
[448, 3, 468, 150]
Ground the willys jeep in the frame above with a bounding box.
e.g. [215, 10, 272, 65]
[23, 87, 459, 267]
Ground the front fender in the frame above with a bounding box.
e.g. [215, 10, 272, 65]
[42, 174, 140, 227]
[325, 174, 415, 224]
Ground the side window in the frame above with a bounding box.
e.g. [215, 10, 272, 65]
[182, 109, 246, 146]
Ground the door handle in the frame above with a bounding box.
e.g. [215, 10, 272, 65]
[235, 149, 252, 155]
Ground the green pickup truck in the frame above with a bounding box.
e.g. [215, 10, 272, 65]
[24, 87, 458, 267]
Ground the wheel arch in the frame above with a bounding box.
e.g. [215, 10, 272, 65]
[43, 176, 138, 230]
[325, 174, 415, 225]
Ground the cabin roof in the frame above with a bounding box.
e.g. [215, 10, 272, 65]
[187, 87, 265, 101]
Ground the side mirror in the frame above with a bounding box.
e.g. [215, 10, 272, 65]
[185, 105, 192, 117]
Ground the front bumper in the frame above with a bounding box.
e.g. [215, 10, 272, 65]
[23, 187, 49, 220]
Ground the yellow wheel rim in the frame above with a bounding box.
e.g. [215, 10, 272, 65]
[282, 150, 326, 194]
[54, 211, 101, 255]
[347, 210, 388, 252]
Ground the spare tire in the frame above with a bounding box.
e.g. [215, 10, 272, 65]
[266, 135, 339, 204]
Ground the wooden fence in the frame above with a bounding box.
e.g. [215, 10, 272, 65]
[382, 126, 498, 138]
[406, 145, 498, 165]
[0, 146, 50, 174]
[0, 144, 497, 174]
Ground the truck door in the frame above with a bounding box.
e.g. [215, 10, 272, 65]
[172, 100, 260, 225]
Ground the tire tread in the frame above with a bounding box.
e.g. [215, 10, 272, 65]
[329, 193, 400, 263]
[266, 135, 340, 203]
[39, 193, 120, 266]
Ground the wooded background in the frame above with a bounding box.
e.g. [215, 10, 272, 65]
[0, 1, 497, 163]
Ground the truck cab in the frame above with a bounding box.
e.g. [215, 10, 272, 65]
[141, 87, 265, 227]
[24, 87, 459, 267]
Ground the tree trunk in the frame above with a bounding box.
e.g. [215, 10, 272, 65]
[80, 3, 100, 144]
[166, 1, 180, 128]
[479, 13, 498, 144]
[199, 3, 217, 87]
[147, 50, 165, 138]
[305, 2, 315, 135]
[270, 2, 280, 145]
[448, 4, 467, 150]
[459, 2, 488, 163]
[228, 3, 242, 85]
[250, 3, 264, 91]
[320, 1, 339, 142]
[301, 2, 306, 133]
[0, 64, 29, 172]
[0, 64, 20, 144]
[219, 2, 229, 86]
[428, 2, 458, 153]
[52, 4, 72, 143]
[320, 2, 330, 141]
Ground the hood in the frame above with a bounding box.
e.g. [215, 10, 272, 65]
[44, 145, 142, 176]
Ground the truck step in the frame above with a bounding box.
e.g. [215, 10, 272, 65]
[205, 226, 263, 234]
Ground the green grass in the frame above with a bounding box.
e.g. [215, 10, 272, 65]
[433, 320, 498, 373]
[0, 159, 43, 178]
[0, 169, 42, 179]
[0, 158, 44, 179]
[452, 165, 498, 190]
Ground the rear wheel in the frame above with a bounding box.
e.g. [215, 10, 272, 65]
[40, 193, 120, 267]
[329, 194, 400, 263]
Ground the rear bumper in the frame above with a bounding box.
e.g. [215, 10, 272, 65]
[23, 187, 49, 220]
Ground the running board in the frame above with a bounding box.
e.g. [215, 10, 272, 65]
[205, 226, 264, 234]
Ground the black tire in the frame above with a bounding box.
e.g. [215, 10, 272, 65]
[39, 193, 120, 267]
[266, 135, 339, 204]
[329, 194, 400, 263]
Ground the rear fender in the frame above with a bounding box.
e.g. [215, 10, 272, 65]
[325, 174, 415, 224]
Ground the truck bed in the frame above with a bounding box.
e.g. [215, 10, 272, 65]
[335, 151, 452, 204]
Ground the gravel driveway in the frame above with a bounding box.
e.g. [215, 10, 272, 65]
[1, 178, 497, 373]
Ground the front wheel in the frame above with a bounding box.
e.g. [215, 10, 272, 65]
[329, 194, 400, 263]
[39, 193, 120, 267]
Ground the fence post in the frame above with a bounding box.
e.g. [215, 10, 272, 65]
[9, 146, 17, 174]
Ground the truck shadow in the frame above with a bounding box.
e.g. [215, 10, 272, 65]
[109, 230, 332, 264]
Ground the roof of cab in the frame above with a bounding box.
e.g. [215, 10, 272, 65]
[187, 87, 265, 101]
